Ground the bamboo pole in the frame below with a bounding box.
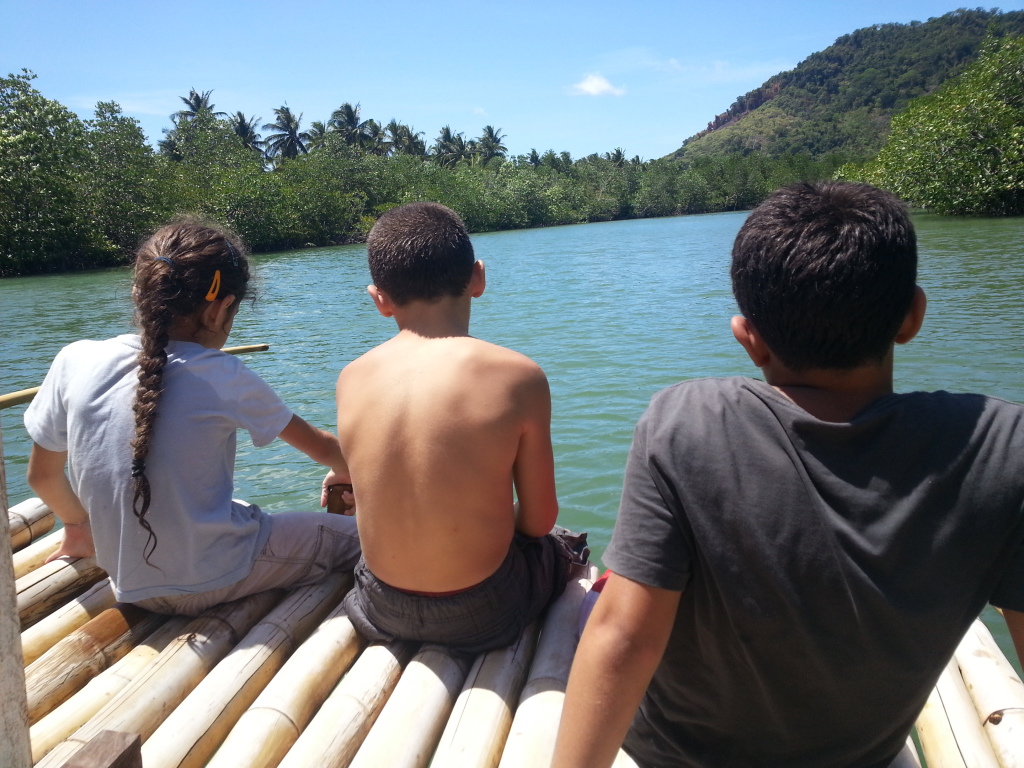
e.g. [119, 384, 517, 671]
[0, 421, 32, 768]
[8, 497, 55, 552]
[35, 589, 283, 768]
[430, 623, 540, 768]
[497, 576, 591, 768]
[12, 527, 62, 579]
[0, 343, 270, 412]
[207, 582, 363, 768]
[349, 644, 474, 768]
[61, 729, 142, 768]
[277, 641, 417, 768]
[16, 555, 107, 628]
[30, 616, 190, 764]
[916, 655, 1000, 768]
[21, 580, 116, 666]
[141, 575, 350, 768]
[954, 619, 1024, 768]
[26, 605, 167, 723]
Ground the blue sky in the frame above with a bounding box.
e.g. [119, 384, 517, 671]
[4, 0, 1023, 160]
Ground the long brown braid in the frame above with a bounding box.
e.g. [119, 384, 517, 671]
[130, 219, 250, 563]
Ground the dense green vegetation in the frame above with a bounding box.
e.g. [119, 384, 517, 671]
[4, 8, 1024, 276]
[0, 73, 841, 276]
[843, 34, 1024, 215]
[674, 8, 1024, 163]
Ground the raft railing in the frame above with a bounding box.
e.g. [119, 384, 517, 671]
[3, 341, 1024, 767]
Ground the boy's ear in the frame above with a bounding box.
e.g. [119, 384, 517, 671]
[895, 286, 927, 345]
[731, 315, 772, 368]
[367, 285, 395, 318]
[468, 260, 486, 298]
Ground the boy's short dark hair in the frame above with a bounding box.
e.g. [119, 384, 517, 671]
[367, 202, 475, 306]
[731, 181, 917, 371]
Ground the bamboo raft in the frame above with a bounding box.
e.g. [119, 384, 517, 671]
[2, 349, 1024, 768]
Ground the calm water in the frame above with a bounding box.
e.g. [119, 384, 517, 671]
[2, 212, 1023, 666]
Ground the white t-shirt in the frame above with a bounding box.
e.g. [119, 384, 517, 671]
[24, 335, 293, 602]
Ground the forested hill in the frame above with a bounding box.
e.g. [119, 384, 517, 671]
[671, 8, 1024, 161]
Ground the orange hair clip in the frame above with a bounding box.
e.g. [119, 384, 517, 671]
[205, 270, 221, 301]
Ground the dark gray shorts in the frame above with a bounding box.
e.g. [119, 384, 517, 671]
[342, 528, 588, 654]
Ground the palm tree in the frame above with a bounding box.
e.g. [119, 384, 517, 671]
[527, 148, 541, 168]
[476, 125, 507, 163]
[362, 119, 389, 155]
[173, 88, 226, 122]
[158, 124, 183, 161]
[262, 106, 310, 160]
[604, 148, 626, 167]
[330, 102, 371, 146]
[432, 125, 471, 167]
[306, 120, 330, 151]
[231, 112, 262, 153]
[386, 120, 427, 156]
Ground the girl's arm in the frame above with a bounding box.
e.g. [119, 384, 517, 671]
[277, 414, 351, 507]
[26, 443, 96, 561]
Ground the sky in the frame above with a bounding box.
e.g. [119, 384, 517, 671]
[4, 0, 1023, 161]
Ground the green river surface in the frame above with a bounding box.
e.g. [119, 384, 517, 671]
[2, 211, 1023, 670]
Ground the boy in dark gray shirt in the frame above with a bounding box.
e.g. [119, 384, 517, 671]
[554, 181, 1024, 768]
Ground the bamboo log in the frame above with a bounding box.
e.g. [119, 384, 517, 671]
[12, 527, 62, 579]
[955, 619, 1024, 768]
[349, 644, 474, 768]
[30, 616, 190, 764]
[0, 344, 270, 412]
[207, 582, 363, 768]
[21, 580, 116, 666]
[916, 655, 1000, 768]
[141, 575, 349, 768]
[26, 605, 167, 723]
[497, 576, 591, 768]
[0, 421, 32, 768]
[276, 641, 416, 768]
[60, 729, 142, 768]
[35, 589, 283, 768]
[16, 555, 107, 628]
[430, 623, 540, 768]
[9, 497, 55, 552]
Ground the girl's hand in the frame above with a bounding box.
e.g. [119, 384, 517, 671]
[45, 522, 96, 562]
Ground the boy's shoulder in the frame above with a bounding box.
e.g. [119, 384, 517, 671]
[350, 334, 543, 377]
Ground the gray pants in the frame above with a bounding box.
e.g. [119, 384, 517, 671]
[134, 511, 360, 616]
[343, 528, 588, 654]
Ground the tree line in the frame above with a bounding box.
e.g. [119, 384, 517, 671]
[0, 72, 842, 277]
[840, 33, 1024, 216]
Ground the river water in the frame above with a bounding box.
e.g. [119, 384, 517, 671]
[2, 211, 1023, 666]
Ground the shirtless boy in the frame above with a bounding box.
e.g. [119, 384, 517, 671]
[554, 181, 1024, 768]
[334, 201, 586, 653]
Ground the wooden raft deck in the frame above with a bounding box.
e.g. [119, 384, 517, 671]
[8, 497, 631, 768]
[4, 501, 1024, 767]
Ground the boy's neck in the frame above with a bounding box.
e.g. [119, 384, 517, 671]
[392, 296, 472, 338]
[762, 353, 895, 423]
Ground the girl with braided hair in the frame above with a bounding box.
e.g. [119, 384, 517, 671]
[24, 220, 360, 615]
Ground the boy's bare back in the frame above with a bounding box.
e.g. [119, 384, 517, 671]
[337, 330, 558, 593]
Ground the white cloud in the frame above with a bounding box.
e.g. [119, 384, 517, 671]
[570, 73, 626, 97]
[472, 106, 487, 116]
